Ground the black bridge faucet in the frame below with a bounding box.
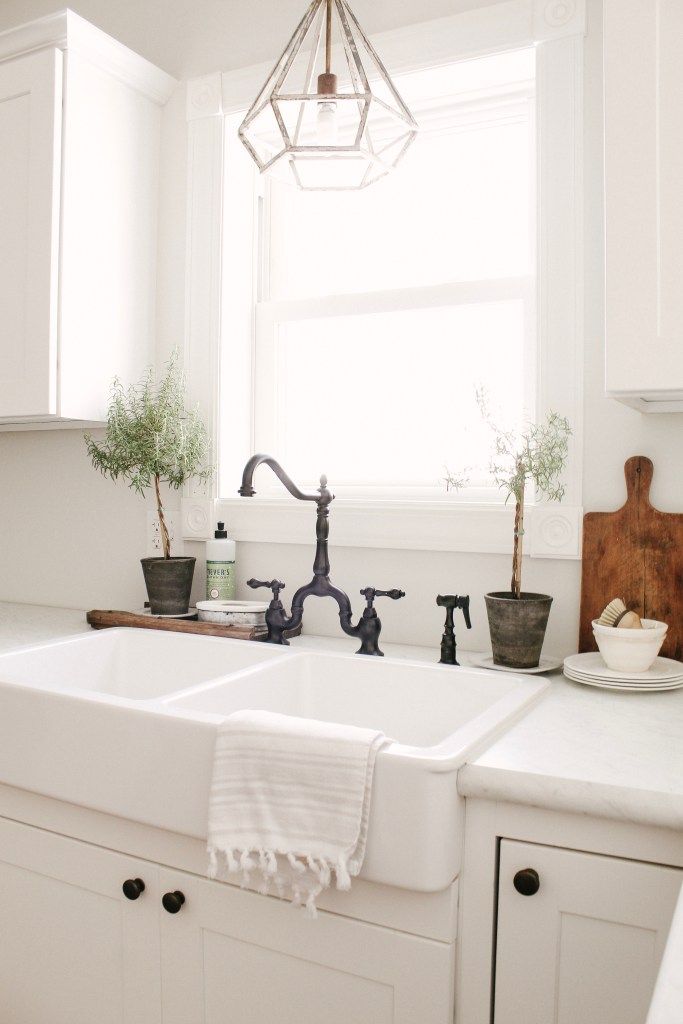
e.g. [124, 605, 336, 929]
[238, 454, 405, 655]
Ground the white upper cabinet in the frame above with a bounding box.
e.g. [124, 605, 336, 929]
[0, 48, 61, 419]
[604, 0, 683, 411]
[0, 11, 176, 427]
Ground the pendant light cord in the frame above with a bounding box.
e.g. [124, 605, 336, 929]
[325, 0, 332, 74]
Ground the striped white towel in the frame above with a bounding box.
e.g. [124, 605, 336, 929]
[207, 709, 389, 915]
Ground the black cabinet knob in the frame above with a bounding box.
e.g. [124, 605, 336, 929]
[122, 878, 145, 901]
[513, 868, 540, 896]
[162, 890, 186, 914]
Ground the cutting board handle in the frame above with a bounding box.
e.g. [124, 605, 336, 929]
[623, 455, 654, 508]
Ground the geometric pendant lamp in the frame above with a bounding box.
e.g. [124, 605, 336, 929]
[238, 0, 418, 190]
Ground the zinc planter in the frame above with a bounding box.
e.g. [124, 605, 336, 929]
[484, 591, 553, 669]
[140, 556, 196, 616]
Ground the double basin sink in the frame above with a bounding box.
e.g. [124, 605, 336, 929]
[0, 628, 548, 891]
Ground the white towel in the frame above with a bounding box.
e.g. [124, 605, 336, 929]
[207, 709, 388, 915]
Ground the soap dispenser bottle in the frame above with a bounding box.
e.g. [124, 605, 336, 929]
[206, 522, 236, 600]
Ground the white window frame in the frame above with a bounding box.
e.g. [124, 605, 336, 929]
[181, 0, 585, 558]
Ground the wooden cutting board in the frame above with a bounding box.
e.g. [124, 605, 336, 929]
[86, 609, 267, 641]
[579, 456, 683, 660]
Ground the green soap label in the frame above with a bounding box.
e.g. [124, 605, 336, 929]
[206, 560, 236, 601]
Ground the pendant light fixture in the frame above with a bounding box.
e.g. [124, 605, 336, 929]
[238, 0, 418, 190]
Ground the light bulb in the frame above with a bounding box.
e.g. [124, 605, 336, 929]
[316, 100, 338, 147]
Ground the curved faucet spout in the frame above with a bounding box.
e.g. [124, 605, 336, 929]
[238, 454, 402, 654]
[238, 454, 333, 508]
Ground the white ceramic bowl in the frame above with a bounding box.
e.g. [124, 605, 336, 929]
[592, 618, 668, 673]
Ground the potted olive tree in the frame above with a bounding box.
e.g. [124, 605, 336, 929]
[448, 398, 571, 668]
[85, 354, 212, 615]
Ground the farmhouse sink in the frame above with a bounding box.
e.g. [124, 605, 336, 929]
[167, 650, 542, 763]
[0, 630, 549, 891]
[0, 628, 284, 700]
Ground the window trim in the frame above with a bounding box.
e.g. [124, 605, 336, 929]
[181, 0, 585, 558]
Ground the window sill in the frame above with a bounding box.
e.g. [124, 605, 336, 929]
[206, 497, 582, 559]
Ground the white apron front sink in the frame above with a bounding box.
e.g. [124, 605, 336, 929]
[0, 631, 548, 891]
[0, 628, 284, 699]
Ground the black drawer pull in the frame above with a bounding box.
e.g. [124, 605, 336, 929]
[513, 868, 540, 896]
[122, 878, 145, 901]
[162, 890, 186, 914]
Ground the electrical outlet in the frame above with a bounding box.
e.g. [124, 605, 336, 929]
[146, 511, 183, 557]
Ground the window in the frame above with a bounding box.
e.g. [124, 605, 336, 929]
[193, 9, 583, 556]
[222, 49, 535, 500]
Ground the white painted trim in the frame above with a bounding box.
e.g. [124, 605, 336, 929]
[181, 110, 225, 540]
[606, 391, 683, 415]
[0, 9, 176, 104]
[534, 33, 584, 507]
[217, 496, 583, 557]
[182, 3, 586, 557]
[187, 71, 223, 121]
[533, 0, 586, 41]
[528, 502, 582, 559]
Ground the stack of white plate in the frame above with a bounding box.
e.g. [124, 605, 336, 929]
[563, 653, 683, 692]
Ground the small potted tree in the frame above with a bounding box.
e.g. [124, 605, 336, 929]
[449, 397, 571, 669]
[483, 406, 571, 668]
[86, 354, 212, 615]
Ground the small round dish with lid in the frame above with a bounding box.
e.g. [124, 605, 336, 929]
[196, 600, 269, 627]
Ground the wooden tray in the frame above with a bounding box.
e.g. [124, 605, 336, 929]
[86, 609, 270, 641]
[579, 456, 683, 661]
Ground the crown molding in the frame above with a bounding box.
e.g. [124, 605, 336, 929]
[0, 9, 177, 105]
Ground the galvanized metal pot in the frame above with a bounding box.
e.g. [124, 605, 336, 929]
[484, 591, 553, 669]
[140, 556, 196, 616]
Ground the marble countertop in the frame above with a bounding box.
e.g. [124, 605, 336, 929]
[0, 602, 681, 832]
[458, 667, 683, 831]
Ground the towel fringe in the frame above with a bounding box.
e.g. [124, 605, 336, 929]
[286, 852, 306, 874]
[305, 889, 320, 919]
[207, 843, 354, 913]
[335, 854, 352, 891]
[207, 846, 218, 879]
[226, 848, 239, 873]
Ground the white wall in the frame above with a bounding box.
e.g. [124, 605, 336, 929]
[0, 0, 681, 654]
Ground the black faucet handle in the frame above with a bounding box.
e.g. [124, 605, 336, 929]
[247, 578, 286, 602]
[437, 593, 471, 627]
[360, 587, 405, 608]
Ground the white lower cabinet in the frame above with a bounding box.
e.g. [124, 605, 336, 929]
[494, 840, 683, 1024]
[159, 866, 454, 1024]
[0, 817, 161, 1024]
[0, 816, 453, 1024]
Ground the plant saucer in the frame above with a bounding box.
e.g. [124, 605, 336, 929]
[471, 653, 563, 675]
[138, 607, 197, 620]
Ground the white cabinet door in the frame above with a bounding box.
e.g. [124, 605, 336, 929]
[495, 840, 683, 1024]
[159, 868, 454, 1024]
[0, 816, 161, 1024]
[0, 48, 61, 417]
[604, 0, 683, 408]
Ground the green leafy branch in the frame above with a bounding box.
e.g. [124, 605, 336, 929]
[85, 352, 213, 558]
